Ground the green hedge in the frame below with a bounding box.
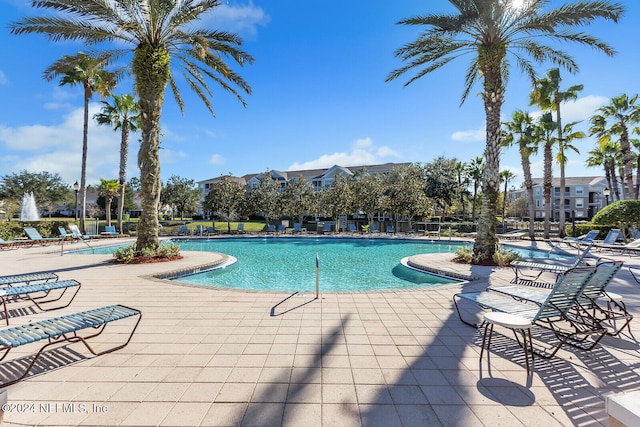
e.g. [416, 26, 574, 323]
[0, 220, 77, 240]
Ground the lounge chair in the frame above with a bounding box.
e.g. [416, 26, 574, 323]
[277, 224, 286, 233]
[592, 229, 623, 251]
[196, 225, 205, 236]
[510, 242, 594, 286]
[369, 224, 380, 233]
[175, 225, 189, 235]
[425, 224, 441, 239]
[23, 227, 62, 246]
[386, 225, 395, 234]
[489, 261, 627, 336]
[348, 223, 359, 233]
[267, 224, 276, 233]
[101, 225, 119, 236]
[68, 224, 91, 240]
[0, 304, 141, 387]
[293, 223, 306, 234]
[454, 266, 607, 358]
[497, 230, 527, 240]
[0, 238, 19, 251]
[236, 223, 245, 234]
[323, 222, 333, 233]
[0, 272, 58, 286]
[0, 279, 81, 325]
[555, 229, 600, 249]
[596, 237, 640, 255]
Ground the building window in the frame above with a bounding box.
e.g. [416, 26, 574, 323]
[574, 210, 584, 218]
[575, 198, 584, 208]
[554, 187, 560, 196]
[575, 186, 584, 195]
[535, 187, 541, 196]
[565, 186, 570, 195]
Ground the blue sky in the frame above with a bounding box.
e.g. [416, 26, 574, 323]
[0, 0, 638, 189]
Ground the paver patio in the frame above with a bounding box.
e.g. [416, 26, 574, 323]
[0, 236, 638, 426]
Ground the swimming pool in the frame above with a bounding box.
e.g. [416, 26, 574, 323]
[73, 237, 566, 292]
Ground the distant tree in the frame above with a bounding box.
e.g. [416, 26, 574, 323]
[593, 94, 640, 199]
[247, 171, 282, 226]
[44, 52, 117, 233]
[350, 170, 386, 228]
[281, 175, 317, 226]
[499, 170, 516, 228]
[127, 177, 142, 193]
[319, 174, 355, 227]
[0, 170, 70, 217]
[538, 112, 558, 238]
[530, 68, 583, 237]
[453, 161, 469, 218]
[503, 110, 538, 238]
[94, 93, 140, 233]
[96, 178, 120, 227]
[424, 157, 462, 216]
[203, 175, 246, 233]
[466, 157, 484, 221]
[384, 164, 430, 231]
[161, 175, 201, 220]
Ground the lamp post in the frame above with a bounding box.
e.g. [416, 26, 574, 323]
[603, 187, 610, 207]
[73, 181, 79, 221]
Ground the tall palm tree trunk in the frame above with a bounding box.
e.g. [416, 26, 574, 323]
[79, 86, 90, 234]
[520, 148, 536, 239]
[543, 141, 553, 238]
[620, 127, 635, 199]
[556, 104, 566, 237]
[117, 121, 129, 234]
[134, 46, 170, 253]
[474, 50, 504, 262]
[611, 163, 620, 201]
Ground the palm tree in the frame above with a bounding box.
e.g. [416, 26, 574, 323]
[386, 0, 623, 262]
[530, 68, 583, 237]
[454, 161, 468, 218]
[43, 52, 116, 234]
[467, 157, 484, 223]
[594, 94, 640, 199]
[94, 94, 140, 234]
[12, 1, 254, 254]
[97, 178, 121, 227]
[586, 142, 616, 198]
[499, 169, 516, 231]
[502, 110, 538, 239]
[538, 112, 557, 239]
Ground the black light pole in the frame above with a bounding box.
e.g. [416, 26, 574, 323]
[603, 187, 610, 206]
[73, 181, 79, 221]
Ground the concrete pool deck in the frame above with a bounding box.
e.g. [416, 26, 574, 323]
[0, 236, 638, 426]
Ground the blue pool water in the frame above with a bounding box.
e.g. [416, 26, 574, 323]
[73, 238, 565, 292]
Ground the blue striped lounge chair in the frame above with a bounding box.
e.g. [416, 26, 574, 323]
[0, 305, 141, 386]
[0, 279, 81, 325]
[23, 227, 62, 246]
[454, 266, 605, 358]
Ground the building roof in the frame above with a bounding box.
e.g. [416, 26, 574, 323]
[197, 162, 412, 185]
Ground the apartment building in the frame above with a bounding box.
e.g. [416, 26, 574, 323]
[197, 162, 410, 215]
[509, 176, 609, 221]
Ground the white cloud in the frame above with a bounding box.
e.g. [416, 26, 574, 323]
[209, 154, 225, 165]
[200, 1, 270, 38]
[530, 95, 608, 123]
[287, 137, 400, 170]
[0, 103, 139, 185]
[451, 125, 484, 142]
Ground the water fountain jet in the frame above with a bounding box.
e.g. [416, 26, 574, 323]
[20, 193, 40, 221]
